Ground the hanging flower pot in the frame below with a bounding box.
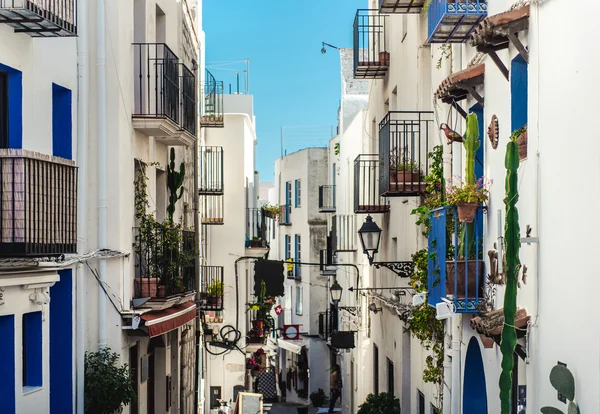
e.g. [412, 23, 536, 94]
[378, 51, 390, 65]
[456, 202, 479, 223]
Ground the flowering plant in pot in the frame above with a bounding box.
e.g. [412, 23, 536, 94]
[446, 177, 491, 222]
[389, 147, 423, 185]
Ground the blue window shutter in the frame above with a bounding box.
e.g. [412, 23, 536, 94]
[511, 55, 528, 131]
[285, 235, 290, 259]
[294, 181, 298, 207]
[294, 235, 299, 277]
[23, 311, 43, 387]
[0, 315, 15, 413]
[50, 270, 73, 413]
[286, 182, 291, 206]
[0, 62, 23, 149]
[52, 84, 73, 160]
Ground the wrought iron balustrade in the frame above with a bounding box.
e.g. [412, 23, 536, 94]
[353, 9, 389, 79]
[199, 266, 224, 311]
[427, 206, 484, 313]
[428, 0, 487, 43]
[332, 214, 357, 252]
[0, 0, 77, 36]
[199, 146, 223, 195]
[354, 154, 389, 214]
[379, 111, 434, 196]
[179, 63, 196, 136]
[246, 208, 270, 248]
[133, 43, 180, 123]
[134, 227, 196, 300]
[0, 149, 77, 256]
[318, 185, 336, 213]
[201, 69, 224, 128]
[200, 195, 224, 225]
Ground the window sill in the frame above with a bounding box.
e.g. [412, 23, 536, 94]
[23, 386, 43, 395]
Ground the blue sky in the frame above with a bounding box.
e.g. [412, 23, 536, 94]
[203, 0, 366, 181]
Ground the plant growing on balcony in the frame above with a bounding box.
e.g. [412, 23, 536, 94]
[499, 128, 521, 414]
[166, 148, 185, 222]
[412, 145, 446, 235]
[261, 204, 281, 220]
[446, 177, 490, 222]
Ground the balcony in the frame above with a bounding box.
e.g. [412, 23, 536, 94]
[379, 0, 426, 13]
[0, 0, 76, 37]
[201, 70, 224, 128]
[278, 204, 291, 226]
[200, 195, 224, 225]
[354, 154, 390, 214]
[427, 0, 487, 44]
[199, 146, 224, 196]
[318, 185, 336, 213]
[134, 227, 196, 303]
[179, 63, 197, 139]
[353, 10, 389, 79]
[0, 149, 77, 257]
[427, 206, 484, 313]
[378, 111, 434, 197]
[318, 310, 334, 340]
[246, 208, 270, 249]
[198, 266, 224, 311]
[332, 215, 357, 252]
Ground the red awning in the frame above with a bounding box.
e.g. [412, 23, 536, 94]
[140, 302, 197, 337]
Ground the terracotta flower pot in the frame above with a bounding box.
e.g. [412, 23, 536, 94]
[456, 202, 479, 222]
[379, 51, 390, 65]
[135, 277, 158, 298]
[517, 129, 528, 160]
[446, 260, 485, 299]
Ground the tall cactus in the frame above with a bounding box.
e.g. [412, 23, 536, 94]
[459, 113, 480, 257]
[166, 148, 185, 222]
[499, 133, 521, 413]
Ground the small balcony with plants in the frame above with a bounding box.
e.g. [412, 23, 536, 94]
[247, 284, 277, 346]
[0, 149, 77, 257]
[332, 214, 357, 252]
[198, 266, 224, 311]
[353, 9, 390, 79]
[201, 69, 224, 128]
[278, 204, 291, 226]
[379, 111, 434, 197]
[427, 0, 487, 43]
[246, 208, 271, 256]
[318, 185, 336, 213]
[0, 0, 77, 36]
[379, 0, 427, 13]
[354, 154, 389, 214]
[198, 146, 224, 196]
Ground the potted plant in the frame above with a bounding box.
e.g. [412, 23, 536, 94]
[389, 148, 424, 190]
[446, 178, 490, 223]
[249, 236, 263, 248]
[85, 348, 136, 414]
[378, 51, 390, 66]
[207, 281, 223, 307]
[358, 392, 400, 414]
[261, 204, 281, 220]
[310, 388, 329, 408]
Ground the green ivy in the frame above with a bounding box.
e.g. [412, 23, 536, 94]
[412, 145, 445, 235]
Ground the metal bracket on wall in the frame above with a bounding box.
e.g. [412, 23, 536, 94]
[372, 261, 413, 278]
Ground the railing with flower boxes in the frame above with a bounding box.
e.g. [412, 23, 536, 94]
[379, 111, 434, 197]
[378, 0, 426, 14]
[0, 149, 77, 257]
[427, 0, 487, 44]
[318, 185, 336, 213]
[0, 0, 77, 37]
[353, 9, 389, 79]
[134, 226, 196, 300]
[427, 206, 484, 313]
[201, 69, 224, 128]
[199, 146, 224, 195]
[247, 307, 276, 345]
[198, 265, 224, 311]
[354, 154, 390, 214]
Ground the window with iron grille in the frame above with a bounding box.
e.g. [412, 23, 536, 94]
[286, 181, 292, 214]
[0, 71, 7, 149]
[294, 235, 301, 278]
[295, 286, 303, 315]
[294, 179, 301, 207]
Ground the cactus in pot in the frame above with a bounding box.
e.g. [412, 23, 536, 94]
[167, 148, 185, 222]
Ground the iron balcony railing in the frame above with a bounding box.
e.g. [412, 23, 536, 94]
[179, 63, 196, 136]
[200, 195, 224, 225]
[278, 204, 291, 226]
[379, 0, 427, 14]
[246, 208, 270, 248]
[199, 146, 224, 195]
[319, 306, 339, 340]
[332, 215, 357, 252]
[379, 111, 434, 197]
[427, 0, 487, 43]
[134, 227, 196, 300]
[201, 69, 224, 128]
[427, 206, 484, 313]
[0, 0, 77, 37]
[354, 154, 390, 214]
[318, 185, 336, 213]
[133, 43, 180, 124]
[0, 149, 77, 257]
[199, 266, 224, 311]
[353, 9, 389, 79]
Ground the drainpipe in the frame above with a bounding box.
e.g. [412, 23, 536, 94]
[97, 0, 107, 349]
[451, 314, 462, 414]
[75, 0, 89, 410]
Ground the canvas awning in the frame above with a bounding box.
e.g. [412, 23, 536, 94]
[277, 338, 307, 355]
[140, 301, 196, 337]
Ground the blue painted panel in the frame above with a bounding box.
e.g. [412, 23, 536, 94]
[284, 235, 290, 259]
[427, 207, 447, 307]
[511, 55, 528, 131]
[294, 235, 300, 277]
[50, 270, 73, 414]
[0, 315, 16, 414]
[52, 84, 73, 160]
[463, 337, 488, 414]
[23, 311, 43, 387]
[0, 62, 23, 149]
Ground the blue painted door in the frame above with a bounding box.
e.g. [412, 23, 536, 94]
[0, 314, 16, 414]
[463, 337, 488, 414]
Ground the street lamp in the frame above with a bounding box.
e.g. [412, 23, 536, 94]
[330, 280, 343, 304]
[357, 216, 413, 278]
